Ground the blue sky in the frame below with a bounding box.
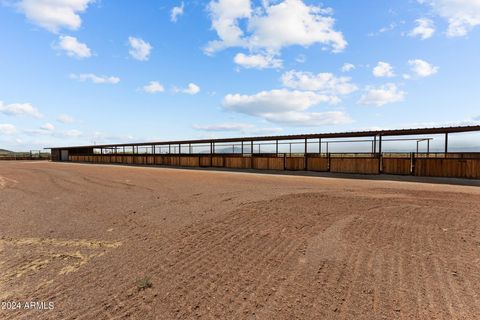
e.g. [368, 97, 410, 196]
[1, 0, 480, 151]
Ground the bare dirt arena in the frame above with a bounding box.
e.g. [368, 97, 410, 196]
[1, 161, 480, 319]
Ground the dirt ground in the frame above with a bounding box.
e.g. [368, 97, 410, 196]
[1, 161, 479, 319]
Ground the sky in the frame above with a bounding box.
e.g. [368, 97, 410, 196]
[1, 0, 480, 152]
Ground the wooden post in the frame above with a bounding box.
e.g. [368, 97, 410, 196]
[168, 144, 171, 154]
[241, 141, 244, 155]
[250, 141, 253, 154]
[373, 136, 377, 154]
[427, 139, 430, 156]
[319, 138, 322, 155]
[213, 142, 215, 154]
[276, 140, 278, 156]
[179, 144, 181, 154]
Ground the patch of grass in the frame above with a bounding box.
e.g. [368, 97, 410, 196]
[136, 276, 153, 291]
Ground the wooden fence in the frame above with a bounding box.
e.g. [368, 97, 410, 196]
[66, 153, 480, 179]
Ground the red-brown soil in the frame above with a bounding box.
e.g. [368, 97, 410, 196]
[1, 161, 480, 319]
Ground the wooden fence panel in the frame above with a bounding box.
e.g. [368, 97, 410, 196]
[199, 156, 211, 167]
[212, 156, 224, 167]
[466, 160, 480, 178]
[180, 156, 200, 167]
[330, 158, 379, 174]
[285, 157, 305, 171]
[162, 156, 180, 166]
[153, 155, 162, 165]
[383, 158, 411, 175]
[269, 157, 285, 170]
[414, 158, 480, 178]
[252, 157, 269, 169]
[224, 156, 252, 169]
[307, 157, 328, 172]
[146, 156, 155, 165]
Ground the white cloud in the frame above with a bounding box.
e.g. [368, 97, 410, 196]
[373, 61, 395, 77]
[16, 0, 94, 33]
[65, 129, 82, 137]
[222, 89, 351, 126]
[281, 70, 357, 96]
[40, 123, 55, 131]
[409, 18, 435, 39]
[142, 81, 165, 94]
[182, 83, 201, 95]
[57, 35, 91, 58]
[192, 123, 283, 134]
[419, 0, 480, 37]
[57, 114, 75, 123]
[192, 123, 254, 131]
[408, 59, 439, 77]
[0, 124, 17, 135]
[260, 110, 352, 126]
[341, 63, 355, 72]
[69, 73, 120, 84]
[171, 2, 184, 22]
[358, 83, 406, 106]
[0, 101, 42, 118]
[233, 52, 282, 69]
[205, 0, 346, 55]
[128, 37, 152, 61]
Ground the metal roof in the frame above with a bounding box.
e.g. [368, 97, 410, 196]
[46, 125, 480, 150]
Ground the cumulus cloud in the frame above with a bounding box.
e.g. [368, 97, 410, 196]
[0, 101, 42, 118]
[419, 0, 480, 36]
[171, 2, 184, 22]
[373, 61, 395, 77]
[233, 52, 282, 69]
[69, 73, 120, 84]
[0, 124, 17, 135]
[57, 114, 75, 123]
[409, 18, 435, 39]
[57, 35, 91, 58]
[281, 70, 357, 96]
[341, 63, 355, 72]
[15, 0, 95, 33]
[358, 83, 406, 106]
[179, 83, 200, 95]
[222, 89, 351, 126]
[128, 37, 152, 61]
[408, 59, 439, 77]
[205, 0, 346, 55]
[142, 81, 165, 94]
[40, 123, 55, 131]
